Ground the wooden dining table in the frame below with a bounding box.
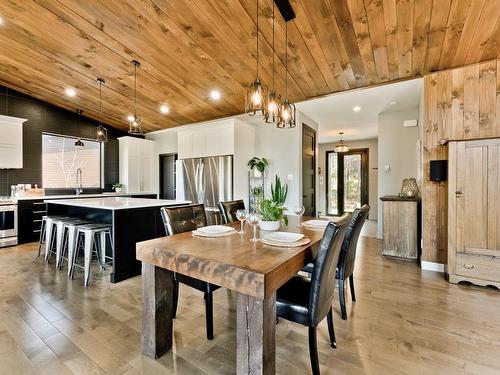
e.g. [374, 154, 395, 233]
[136, 215, 328, 374]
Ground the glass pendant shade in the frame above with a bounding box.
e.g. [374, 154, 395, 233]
[96, 125, 107, 142]
[245, 78, 268, 116]
[128, 60, 144, 135]
[277, 99, 296, 128]
[333, 132, 349, 153]
[128, 114, 143, 134]
[265, 90, 281, 123]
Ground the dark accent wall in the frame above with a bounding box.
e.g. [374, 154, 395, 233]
[0, 85, 130, 196]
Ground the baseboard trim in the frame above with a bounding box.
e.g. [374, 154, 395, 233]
[421, 261, 445, 273]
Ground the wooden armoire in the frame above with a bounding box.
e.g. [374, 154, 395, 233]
[448, 139, 500, 288]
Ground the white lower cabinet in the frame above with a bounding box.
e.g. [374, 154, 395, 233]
[118, 136, 155, 193]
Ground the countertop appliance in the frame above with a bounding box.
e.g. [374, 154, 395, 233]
[0, 197, 18, 247]
[177, 156, 233, 224]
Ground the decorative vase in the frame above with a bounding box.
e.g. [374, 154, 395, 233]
[400, 178, 419, 198]
[115, 187, 123, 193]
[259, 220, 280, 231]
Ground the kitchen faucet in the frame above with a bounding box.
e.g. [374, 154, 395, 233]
[76, 168, 83, 195]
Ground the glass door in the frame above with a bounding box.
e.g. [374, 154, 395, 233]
[326, 149, 368, 215]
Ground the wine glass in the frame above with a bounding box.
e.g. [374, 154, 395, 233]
[247, 213, 261, 243]
[294, 205, 305, 227]
[236, 209, 248, 234]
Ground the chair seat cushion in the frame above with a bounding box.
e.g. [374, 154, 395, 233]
[175, 273, 220, 293]
[276, 275, 311, 326]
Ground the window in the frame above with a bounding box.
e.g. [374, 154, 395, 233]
[42, 134, 102, 188]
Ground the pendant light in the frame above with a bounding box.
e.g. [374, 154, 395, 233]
[95, 78, 108, 142]
[277, 21, 296, 128]
[333, 132, 350, 153]
[265, 2, 281, 124]
[245, 0, 268, 116]
[128, 60, 144, 135]
[74, 109, 84, 148]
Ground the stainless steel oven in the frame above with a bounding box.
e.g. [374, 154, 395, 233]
[0, 200, 17, 247]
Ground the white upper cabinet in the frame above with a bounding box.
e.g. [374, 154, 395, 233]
[177, 120, 235, 159]
[118, 136, 155, 193]
[0, 115, 27, 169]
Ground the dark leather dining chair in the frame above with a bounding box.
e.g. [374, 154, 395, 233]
[217, 199, 245, 224]
[336, 204, 369, 319]
[276, 221, 347, 375]
[302, 205, 370, 320]
[160, 203, 220, 340]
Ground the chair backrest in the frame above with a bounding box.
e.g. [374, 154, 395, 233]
[160, 204, 208, 236]
[217, 199, 246, 224]
[338, 205, 370, 279]
[309, 220, 347, 327]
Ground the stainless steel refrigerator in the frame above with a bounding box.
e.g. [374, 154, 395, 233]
[176, 156, 233, 224]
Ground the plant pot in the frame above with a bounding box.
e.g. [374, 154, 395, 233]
[260, 220, 280, 231]
[253, 169, 263, 178]
[114, 187, 123, 193]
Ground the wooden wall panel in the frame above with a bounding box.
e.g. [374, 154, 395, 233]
[423, 59, 500, 264]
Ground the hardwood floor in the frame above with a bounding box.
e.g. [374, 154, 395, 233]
[1, 237, 499, 374]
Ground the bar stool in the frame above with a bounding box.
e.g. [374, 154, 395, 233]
[70, 223, 113, 287]
[55, 218, 94, 272]
[41, 215, 70, 261]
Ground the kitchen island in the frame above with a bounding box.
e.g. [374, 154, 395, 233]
[46, 197, 189, 282]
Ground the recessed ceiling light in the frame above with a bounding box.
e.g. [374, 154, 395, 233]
[0, 16, 4, 26]
[160, 105, 169, 114]
[210, 90, 221, 100]
[353, 106, 361, 112]
[389, 100, 398, 106]
[65, 88, 76, 97]
[127, 115, 135, 122]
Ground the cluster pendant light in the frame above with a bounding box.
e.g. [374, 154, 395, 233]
[128, 60, 144, 135]
[245, 0, 268, 116]
[264, 2, 281, 124]
[277, 21, 296, 128]
[95, 78, 108, 142]
[333, 132, 350, 153]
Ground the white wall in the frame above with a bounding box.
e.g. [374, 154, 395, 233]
[253, 111, 318, 212]
[318, 138, 378, 218]
[377, 107, 420, 238]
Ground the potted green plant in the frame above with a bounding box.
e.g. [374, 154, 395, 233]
[112, 183, 125, 193]
[254, 199, 288, 231]
[247, 157, 268, 178]
[271, 175, 288, 205]
[253, 175, 289, 231]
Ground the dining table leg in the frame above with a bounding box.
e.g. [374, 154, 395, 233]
[236, 291, 276, 375]
[141, 263, 174, 359]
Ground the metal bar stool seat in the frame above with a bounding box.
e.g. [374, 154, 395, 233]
[71, 223, 113, 286]
[41, 215, 71, 261]
[56, 218, 94, 272]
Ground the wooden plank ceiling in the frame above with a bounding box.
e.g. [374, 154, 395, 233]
[0, 0, 499, 133]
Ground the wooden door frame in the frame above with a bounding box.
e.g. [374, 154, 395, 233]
[302, 124, 317, 216]
[325, 148, 369, 215]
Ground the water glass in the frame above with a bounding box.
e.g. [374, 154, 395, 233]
[236, 209, 248, 234]
[294, 205, 305, 227]
[247, 213, 261, 242]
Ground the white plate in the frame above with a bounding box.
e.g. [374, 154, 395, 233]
[262, 232, 304, 243]
[303, 220, 330, 228]
[197, 225, 234, 235]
